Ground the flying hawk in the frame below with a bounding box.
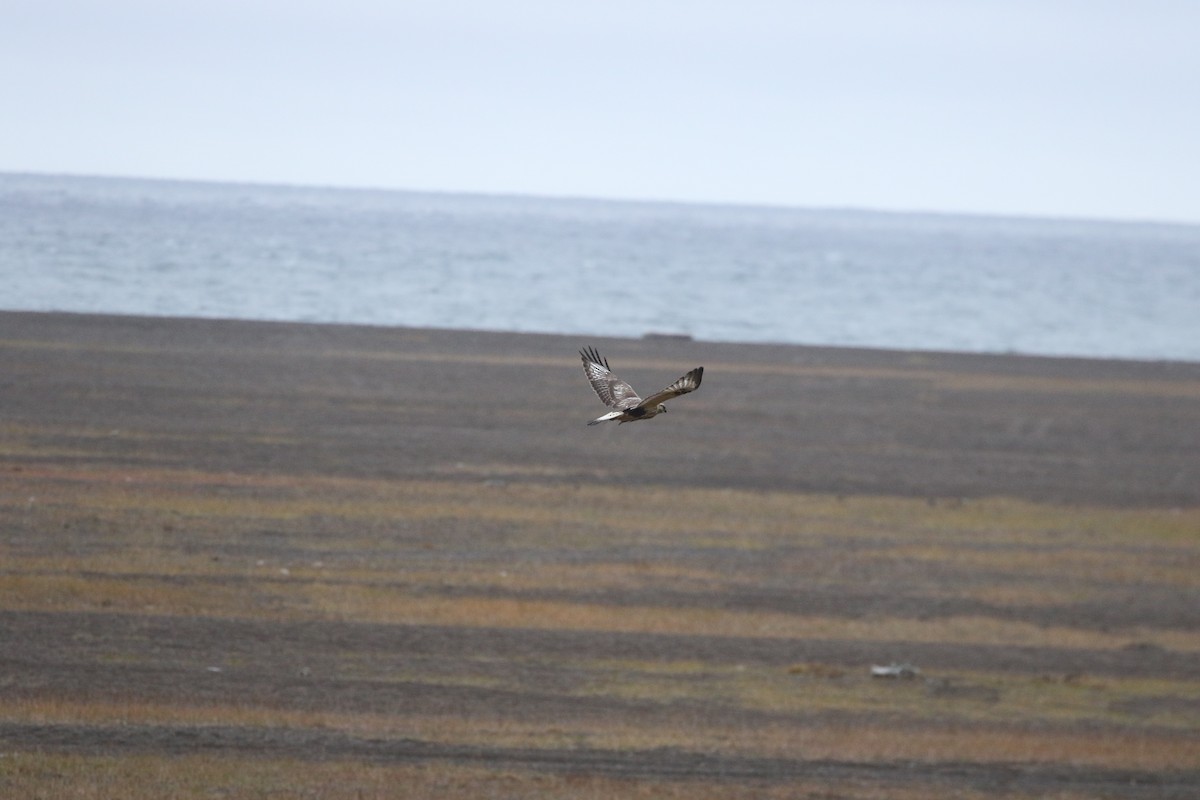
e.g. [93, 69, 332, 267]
[580, 346, 703, 425]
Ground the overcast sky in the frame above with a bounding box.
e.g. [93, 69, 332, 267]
[5, 1, 1198, 223]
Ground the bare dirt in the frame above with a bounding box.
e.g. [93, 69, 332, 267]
[2, 311, 1199, 798]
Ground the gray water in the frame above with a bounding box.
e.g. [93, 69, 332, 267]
[3, 172, 1198, 362]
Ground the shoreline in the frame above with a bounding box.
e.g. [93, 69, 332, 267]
[5, 307, 1199, 370]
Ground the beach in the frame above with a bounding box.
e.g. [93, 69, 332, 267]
[2, 311, 1198, 798]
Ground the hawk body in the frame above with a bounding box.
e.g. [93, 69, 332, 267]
[579, 347, 703, 425]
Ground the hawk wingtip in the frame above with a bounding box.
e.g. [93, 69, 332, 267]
[580, 346, 608, 370]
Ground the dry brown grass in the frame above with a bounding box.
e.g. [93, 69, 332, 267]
[4, 694, 1196, 773]
[3, 751, 1066, 800]
[4, 465, 1198, 652]
[2, 461, 1199, 797]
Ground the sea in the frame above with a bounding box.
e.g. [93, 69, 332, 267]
[3, 171, 1199, 363]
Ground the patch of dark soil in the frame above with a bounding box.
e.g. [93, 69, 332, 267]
[2, 722, 1195, 798]
[924, 679, 1002, 704]
[3, 312, 1198, 506]
[1109, 695, 1200, 718]
[427, 583, 1200, 632]
[2, 611, 1197, 706]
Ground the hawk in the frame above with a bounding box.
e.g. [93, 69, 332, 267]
[580, 346, 704, 425]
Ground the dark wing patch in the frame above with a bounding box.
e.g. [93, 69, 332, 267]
[580, 347, 643, 410]
[638, 366, 704, 408]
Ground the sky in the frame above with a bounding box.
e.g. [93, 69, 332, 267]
[4, 0, 1199, 223]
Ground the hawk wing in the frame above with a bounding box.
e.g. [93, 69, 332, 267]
[639, 366, 704, 408]
[580, 347, 643, 410]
